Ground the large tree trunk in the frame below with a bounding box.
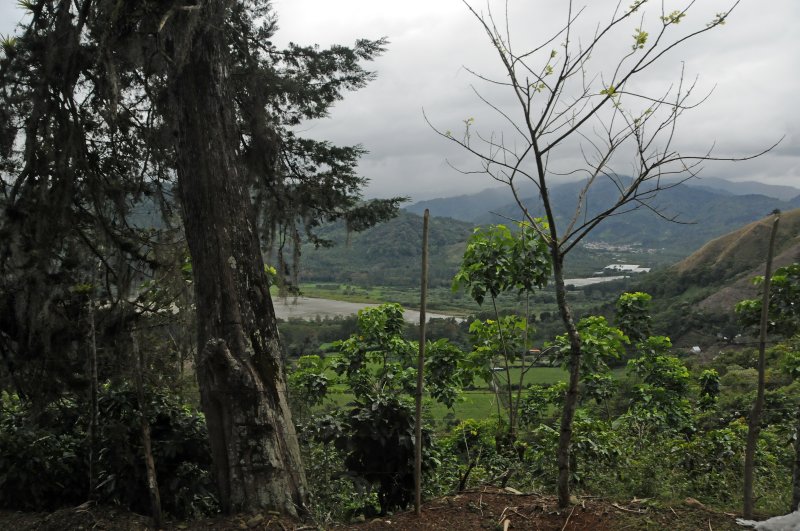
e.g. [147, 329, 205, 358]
[553, 252, 581, 509]
[170, 2, 307, 515]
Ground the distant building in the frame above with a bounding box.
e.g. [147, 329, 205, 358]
[604, 264, 651, 273]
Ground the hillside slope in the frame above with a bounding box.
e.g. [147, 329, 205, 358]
[298, 210, 473, 288]
[409, 178, 799, 261]
[633, 208, 800, 345]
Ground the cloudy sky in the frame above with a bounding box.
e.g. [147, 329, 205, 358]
[2, 1, 798, 201]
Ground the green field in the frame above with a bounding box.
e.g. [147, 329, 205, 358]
[315, 363, 627, 432]
[316, 363, 572, 428]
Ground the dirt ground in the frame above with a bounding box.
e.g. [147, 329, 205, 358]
[0, 488, 745, 530]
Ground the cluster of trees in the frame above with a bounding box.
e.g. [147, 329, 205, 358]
[282, 274, 798, 521]
[0, 0, 401, 517]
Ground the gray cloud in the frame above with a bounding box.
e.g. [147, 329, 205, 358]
[2, 1, 797, 201]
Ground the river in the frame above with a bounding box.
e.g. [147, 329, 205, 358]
[274, 274, 626, 322]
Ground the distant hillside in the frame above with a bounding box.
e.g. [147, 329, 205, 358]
[409, 177, 799, 260]
[298, 210, 473, 288]
[406, 183, 538, 222]
[407, 177, 799, 220]
[687, 210, 800, 313]
[632, 208, 800, 346]
[683, 177, 800, 199]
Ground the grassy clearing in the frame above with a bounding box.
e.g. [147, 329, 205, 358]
[313, 363, 630, 435]
[315, 361, 573, 429]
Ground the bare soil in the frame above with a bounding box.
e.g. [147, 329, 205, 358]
[0, 488, 744, 530]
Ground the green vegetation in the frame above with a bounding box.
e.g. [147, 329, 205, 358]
[0, 0, 797, 526]
[285, 293, 796, 519]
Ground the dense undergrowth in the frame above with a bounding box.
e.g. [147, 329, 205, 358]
[0, 384, 217, 518]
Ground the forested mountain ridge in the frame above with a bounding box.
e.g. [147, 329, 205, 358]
[298, 210, 473, 287]
[408, 177, 800, 221]
[300, 189, 800, 290]
[407, 178, 799, 255]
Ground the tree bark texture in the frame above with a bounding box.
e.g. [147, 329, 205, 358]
[553, 252, 581, 509]
[87, 299, 99, 497]
[170, 1, 307, 515]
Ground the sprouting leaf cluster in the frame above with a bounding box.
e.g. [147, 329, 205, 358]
[452, 222, 551, 305]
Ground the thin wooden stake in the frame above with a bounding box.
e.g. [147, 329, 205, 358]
[743, 212, 780, 519]
[415, 209, 430, 516]
[87, 296, 99, 497]
[132, 332, 163, 528]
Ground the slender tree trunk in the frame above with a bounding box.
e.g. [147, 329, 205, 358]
[87, 298, 99, 497]
[743, 214, 780, 518]
[490, 296, 515, 443]
[132, 332, 163, 529]
[414, 209, 429, 516]
[553, 252, 582, 509]
[513, 291, 530, 446]
[170, 2, 307, 515]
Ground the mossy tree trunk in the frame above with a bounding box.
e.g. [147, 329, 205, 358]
[170, 1, 307, 515]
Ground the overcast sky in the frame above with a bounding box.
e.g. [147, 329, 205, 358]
[2, 1, 798, 201]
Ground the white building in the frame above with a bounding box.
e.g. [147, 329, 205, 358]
[604, 264, 651, 273]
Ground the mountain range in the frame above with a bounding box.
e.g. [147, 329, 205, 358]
[406, 177, 800, 254]
[407, 177, 799, 221]
[298, 176, 799, 308]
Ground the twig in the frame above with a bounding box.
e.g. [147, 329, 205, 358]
[498, 506, 509, 523]
[561, 505, 576, 531]
[499, 506, 529, 522]
[510, 507, 529, 520]
[670, 506, 678, 517]
[612, 502, 647, 514]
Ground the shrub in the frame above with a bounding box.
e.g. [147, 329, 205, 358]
[0, 384, 218, 518]
[0, 392, 87, 510]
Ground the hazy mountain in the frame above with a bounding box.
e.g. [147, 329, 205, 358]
[681, 177, 799, 199]
[408, 177, 799, 257]
[407, 177, 800, 222]
[406, 182, 538, 222]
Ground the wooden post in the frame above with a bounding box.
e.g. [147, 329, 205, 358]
[415, 209, 429, 516]
[87, 297, 99, 498]
[132, 332, 163, 528]
[793, 404, 800, 511]
[743, 212, 780, 518]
